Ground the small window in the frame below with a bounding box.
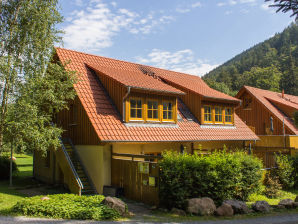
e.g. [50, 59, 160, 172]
[215, 107, 223, 123]
[130, 98, 143, 120]
[147, 100, 159, 120]
[225, 108, 233, 124]
[204, 106, 212, 123]
[162, 101, 174, 121]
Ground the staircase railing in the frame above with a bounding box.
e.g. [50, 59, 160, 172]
[58, 137, 84, 195]
[65, 138, 97, 194]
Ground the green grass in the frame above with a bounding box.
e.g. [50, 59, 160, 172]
[0, 154, 33, 215]
[247, 189, 298, 206]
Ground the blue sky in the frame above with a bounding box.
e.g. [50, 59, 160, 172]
[58, 0, 294, 76]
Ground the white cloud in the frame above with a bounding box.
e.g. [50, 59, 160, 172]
[217, 2, 226, 7]
[217, 0, 256, 7]
[225, 10, 233, 15]
[136, 49, 219, 76]
[176, 2, 202, 13]
[62, 1, 174, 52]
[260, 2, 275, 13]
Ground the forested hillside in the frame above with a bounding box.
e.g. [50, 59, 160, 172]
[203, 22, 298, 96]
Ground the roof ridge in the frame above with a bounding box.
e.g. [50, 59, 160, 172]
[55, 47, 203, 79]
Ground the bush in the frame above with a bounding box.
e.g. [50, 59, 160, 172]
[159, 150, 263, 209]
[13, 194, 121, 220]
[0, 156, 17, 180]
[263, 171, 282, 198]
[291, 154, 298, 189]
[272, 154, 294, 189]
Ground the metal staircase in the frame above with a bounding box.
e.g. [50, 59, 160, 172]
[62, 138, 97, 195]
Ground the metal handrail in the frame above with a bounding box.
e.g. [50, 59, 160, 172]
[58, 137, 84, 193]
[66, 138, 97, 194]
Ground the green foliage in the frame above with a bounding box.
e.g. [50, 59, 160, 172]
[263, 171, 282, 198]
[290, 154, 298, 188]
[203, 78, 237, 96]
[13, 194, 120, 220]
[0, 1, 76, 155]
[0, 156, 17, 180]
[204, 22, 298, 96]
[159, 150, 263, 209]
[272, 154, 295, 189]
[294, 111, 298, 127]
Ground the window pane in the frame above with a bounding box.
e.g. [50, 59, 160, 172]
[226, 116, 232, 122]
[163, 111, 167, 119]
[130, 99, 136, 108]
[163, 102, 168, 110]
[153, 110, 158, 119]
[168, 111, 172, 119]
[168, 103, 172, 110]
[148, 110, 152, 118]
[148, 101, 153, 109]
[137, 109, 142, 118]
[204, 106, 211, 114]
[153, 101, 158, 109]
[131, 109, 136, 118]
[137, 100, 142, 108]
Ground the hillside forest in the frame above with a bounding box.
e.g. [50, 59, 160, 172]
[203, 22, 298, 96]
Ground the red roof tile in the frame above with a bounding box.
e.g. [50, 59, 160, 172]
[238, 86, 298, 135]
[56, 47, 258, 142]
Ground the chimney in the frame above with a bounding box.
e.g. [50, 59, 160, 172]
[282, 89, 284, 98]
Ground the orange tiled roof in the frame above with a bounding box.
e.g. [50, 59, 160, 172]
[239, 86, 298, 135]
[55, 47, 258, 142]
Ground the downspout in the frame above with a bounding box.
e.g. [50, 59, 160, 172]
[122, 87, 131, 122]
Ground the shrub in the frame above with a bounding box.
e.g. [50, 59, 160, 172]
[13, 194, 121, 220]
[159, 150, 263, 209]
[0, 156, 17, 180]
[263, 171, 282, 198]
[291, 154, 298, 189]
[272, 154, 294, 189]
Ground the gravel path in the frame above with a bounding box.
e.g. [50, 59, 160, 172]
[0, 213, 298, 224]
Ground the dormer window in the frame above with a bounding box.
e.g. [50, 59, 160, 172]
[225, 108, 233, 124]
[202, 105, 234, 125]
[215, 107, 223, 123]
[203, 106, 212, 123]
[162, 101, 174, 121]
[130, 98, 143, 120]
[147, 100, 159, 120]
[127, 96, 176, 123]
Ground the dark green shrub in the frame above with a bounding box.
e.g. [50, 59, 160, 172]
[0, 156, 17, 180]
[159, 150, 263, 209]
[13, 194, 121, 220]
[272, 154, 294, 189]
[263, 171, 282, 198]
[291, 154, 298, 189]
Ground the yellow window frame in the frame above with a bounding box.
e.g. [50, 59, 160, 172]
[224, 107, 233, 124]
[214, 106, 223, 124]
[147, 99, 159, 121]
[129, 97, 143, 120]
[203, 105, 213, 124]
[162, 100, 175, 122]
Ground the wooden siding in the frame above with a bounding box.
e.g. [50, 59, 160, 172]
[111, 158, 159, 205]
[96, 72, 127, 116]
[236, 92, 293, 135]
[56, 96, 100, 145]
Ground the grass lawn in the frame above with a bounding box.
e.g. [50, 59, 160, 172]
[0, 154, 33, 215]
[0, 153, 66, 215]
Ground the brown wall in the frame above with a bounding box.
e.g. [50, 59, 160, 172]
[96, 72, 127, 116]
[56, 96, 100, 145]
[236, 91, 293, 135]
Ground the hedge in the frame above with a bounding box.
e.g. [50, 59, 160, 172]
[0, 156, 17, 180]
[159, 150, 263, 209]
[13, 194, 120, 220]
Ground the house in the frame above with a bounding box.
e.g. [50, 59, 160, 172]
[33, 48, 258, 196]
[235, 86, 298, 160]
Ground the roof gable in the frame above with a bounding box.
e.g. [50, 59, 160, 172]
[237, 86, 298, 135]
